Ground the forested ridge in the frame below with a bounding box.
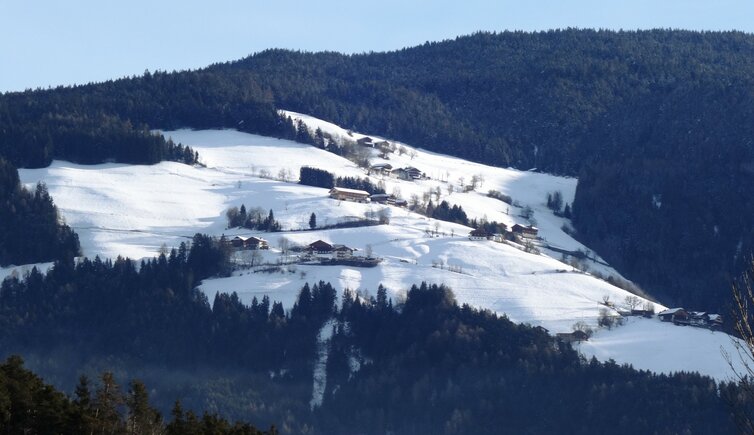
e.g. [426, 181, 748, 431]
[0, 67, 293, 169]
[572, 82, 754, 310]
[0, 244, 743, 433]
[220, 29, 754, 174]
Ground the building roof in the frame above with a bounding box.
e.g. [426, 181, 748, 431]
[512, 224, 539, 232]
[658, 308, 686, 316]
[330, 187, 370, 196]
[308, 240, 333, 251]
[232, 235, 266, 242]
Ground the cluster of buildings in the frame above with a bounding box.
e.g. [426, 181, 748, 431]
[226, 235, 269, 250]
[303, 239, 355, 260]
[224, 235, 378, 266]
[657, 308, 723, 330]
[468, 224, 539, 242]
[329, 187, 407, 207]
[556, 330, 590, 343]
[367, 163, 425, 181]
[357, 136, 389, 148]
[555, 307, 725, 345]
[301, 240, 380, 267]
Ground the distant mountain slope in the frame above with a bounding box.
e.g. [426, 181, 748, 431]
[3, 28, 753, 312]
[217, 30, 754, 310]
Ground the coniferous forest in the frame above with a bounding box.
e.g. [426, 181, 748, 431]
[0, 244, 743, 433]
[0, 158, 80, 266]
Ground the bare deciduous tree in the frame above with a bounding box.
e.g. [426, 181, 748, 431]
[724, 259, 754, 432]
[642, 300, 656, 313]
[572, 321, 594, 339]
[624, 295, 641, 310]
[250, 249, 262, 267]
[278, 237, 290, 255]
[378, 208, 390, 225]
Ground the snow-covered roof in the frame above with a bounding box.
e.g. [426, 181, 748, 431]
[658, 308, 685, 316]
[330, 187, 370, 196]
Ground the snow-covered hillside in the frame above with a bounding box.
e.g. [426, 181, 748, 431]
[13, 112, 745, 381]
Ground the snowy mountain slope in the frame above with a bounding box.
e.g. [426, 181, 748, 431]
[578, 317, 739, 381]
[14, 114, 745, 381]
[281, 110, 614, 274]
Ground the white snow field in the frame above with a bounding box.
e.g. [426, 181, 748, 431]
[14, 112, 745, 381]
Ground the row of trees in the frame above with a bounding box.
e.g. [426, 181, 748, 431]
[0, 112, 199, 168]
[426, 200, 469, 226]
[298, 166, 386, 195]
[298, 166, 335, 189]
[226, 205, 282, 231]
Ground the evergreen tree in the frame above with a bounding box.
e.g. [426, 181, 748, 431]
[93, 372, 124, 435]
[126, 380, 162, 434]
[309, 212, 317, 229]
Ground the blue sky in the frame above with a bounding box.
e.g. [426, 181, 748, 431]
[1, 0, 753, 92]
